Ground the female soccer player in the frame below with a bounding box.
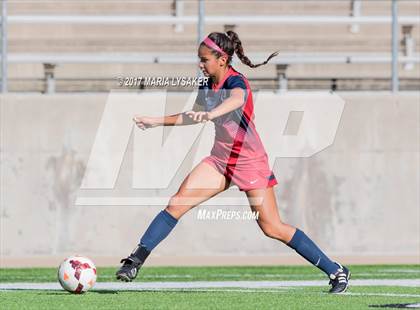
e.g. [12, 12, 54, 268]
[116, 31, 350, 293]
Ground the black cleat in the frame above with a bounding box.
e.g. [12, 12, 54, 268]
[328, 263, 351, 294]
[115, 256, 143, 282]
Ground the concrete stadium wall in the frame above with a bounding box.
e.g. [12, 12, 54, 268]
[0, 92, 419, 267]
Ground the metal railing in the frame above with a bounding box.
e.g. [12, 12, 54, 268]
[8, 52, 420, 65]
[2, 15, 419, 25]
[8, 52, 420, 93]
[1, 0, 7, 93]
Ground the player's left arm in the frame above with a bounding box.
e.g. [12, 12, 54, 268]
[208, 88, 245, 120]
[185, 88, 245, 122]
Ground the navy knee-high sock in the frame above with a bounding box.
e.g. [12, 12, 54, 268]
[287, 228, 339, 277]
[130, 210, 178, 263]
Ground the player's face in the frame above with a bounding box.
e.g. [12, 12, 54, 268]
[198, 45, 228, 78]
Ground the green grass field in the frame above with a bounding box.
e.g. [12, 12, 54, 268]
[1, 265, 419, 309]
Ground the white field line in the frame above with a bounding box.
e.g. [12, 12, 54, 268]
[3, 272, 418, 280]
[0, 279, 419, 292]
[343, 292, 420, 298]
[1, 286, 420, 299]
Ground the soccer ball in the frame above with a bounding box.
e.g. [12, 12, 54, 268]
[57, 255, 97, 294]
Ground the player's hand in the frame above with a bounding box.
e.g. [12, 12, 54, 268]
[185, 111, 212, 123]
[133, 116, 158, 130]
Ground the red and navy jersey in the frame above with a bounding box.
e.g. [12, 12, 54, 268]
[195, 66, 269, 166]
[196, 66, 250, 126]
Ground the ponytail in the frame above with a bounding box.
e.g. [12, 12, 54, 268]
[226, 31, 279, 68]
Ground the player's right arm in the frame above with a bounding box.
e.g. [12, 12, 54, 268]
[133, 100, 204, 130]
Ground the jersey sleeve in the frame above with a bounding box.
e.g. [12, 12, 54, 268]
[226, 75, 247, 90]
[226, 75, 248, 104]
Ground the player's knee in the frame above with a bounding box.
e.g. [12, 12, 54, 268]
[168, 193, 192, 208]
[166, 194, 195, 219]
[167, 195, 178, 208]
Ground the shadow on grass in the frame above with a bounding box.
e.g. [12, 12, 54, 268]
[1, 289, 216, 295]
[369, 303, 420, 308]
[91, 289, 214, 295]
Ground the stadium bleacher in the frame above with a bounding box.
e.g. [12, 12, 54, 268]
[3, 0, 420, 92]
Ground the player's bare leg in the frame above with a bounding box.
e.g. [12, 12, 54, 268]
[165, 161, 230, 219]
[246, 187, 350, 293]
[245, 187, 296, 243]
[116, 161, 229, 282]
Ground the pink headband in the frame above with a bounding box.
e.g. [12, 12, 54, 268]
[202, 37, 228, 56]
